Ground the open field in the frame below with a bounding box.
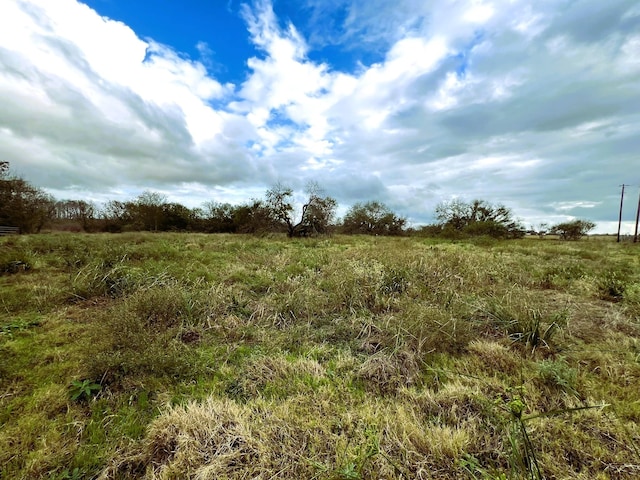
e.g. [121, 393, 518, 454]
[1, 233, 639, 479]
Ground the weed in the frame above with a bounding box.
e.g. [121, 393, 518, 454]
[495, 386, 608, 480]
[52, 467, 84, 480]
[460, 453, 507, 480]
[597, 269, 628, 302]
[69, 379, 101, 402]
[484, 297, 566, 353]
[536, 357, 578, 395]
[503, 389, 543, 480]
[0, 318, 41, 337]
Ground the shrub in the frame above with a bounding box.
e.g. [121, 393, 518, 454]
[549, 219, 595, 240]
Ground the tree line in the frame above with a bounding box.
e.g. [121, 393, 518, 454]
[0, 162, 595, 239]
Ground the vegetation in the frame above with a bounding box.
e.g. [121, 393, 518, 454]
[431, 199, 525, 239]
[550, 219, 597, 240]
[1, 232, 639, 479]
[266, 182, 337, 237]
[0, 164, 55, 233]
[5, 163, 585, 240]
[341, 201, 407, 235]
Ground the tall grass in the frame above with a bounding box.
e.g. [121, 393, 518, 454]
[1, 233, 639, 479]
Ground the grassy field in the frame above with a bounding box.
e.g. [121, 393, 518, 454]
[1, 233, 639, 479]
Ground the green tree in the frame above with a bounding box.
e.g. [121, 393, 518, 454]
[233, 200, 274, 233]
[201, 201, 236, 233]
[134, 191, 167, 231]
[161, 203, 196, 231]
[434, 199, 524, 239]
[341, 201, 406, 235]
[0, 166, 56, 233]
[549, 219, 595, 240]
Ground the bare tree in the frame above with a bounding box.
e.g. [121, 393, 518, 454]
[55, 200, 96, 231]
[265, 182, 337, 237]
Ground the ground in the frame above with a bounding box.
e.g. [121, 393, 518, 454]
[1, 233, 639, 479]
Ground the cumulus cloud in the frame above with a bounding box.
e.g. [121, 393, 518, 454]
[0, 0, 257, 200]
[0, 0, 639, 231]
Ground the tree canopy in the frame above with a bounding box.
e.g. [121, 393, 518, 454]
[549, 219, 596, 240]
[0, 167, 55, 233]
[0, 163, 601, 239]
[434, 199, 525, 239]
[341, 201, 406, 236]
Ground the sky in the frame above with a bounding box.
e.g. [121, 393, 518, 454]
[1, 0, 639, 233]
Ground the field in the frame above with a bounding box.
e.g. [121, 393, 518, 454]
[1, 233, 639, 479]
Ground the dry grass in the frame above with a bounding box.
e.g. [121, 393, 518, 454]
[2, 233, 640, 479]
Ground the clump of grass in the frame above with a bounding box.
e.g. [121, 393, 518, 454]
[536, 357, 578, 396]
[85, 285, 204, 389]
[384, 403, 473, 476]
[467, 340, 520, 376]
[356, 348, 421, 395]
[403, 381, 491, 429]
[483, 294, 567, 353]
[597, 269, 629, 302]
[0, 242, 33, 274]
[538, 262, 588, 290]
[0, 259, 31, 274]
[227, 354, 326, 401]
[395, 305, 476, 355]
[123, 398, 259, 479]
[71, 256, 139, 300]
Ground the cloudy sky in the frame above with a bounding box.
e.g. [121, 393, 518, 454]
[1, 0, 639, 232]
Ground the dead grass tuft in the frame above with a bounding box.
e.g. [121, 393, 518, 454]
[229, 355, 326, 400]
[356, 348, 421, 395]
[101, 398, 259, 479]
[467, 339, 521, 375]
[383, 404, 472, 478]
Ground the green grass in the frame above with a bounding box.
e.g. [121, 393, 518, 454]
[1, 232, 639, 479]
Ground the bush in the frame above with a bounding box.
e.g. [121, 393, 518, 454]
[434, 199, 525, 239]
[549, 219, 595, 240]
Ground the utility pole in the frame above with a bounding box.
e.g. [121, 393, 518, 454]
[634, 187, 640, 243]
[617, 184, 628, 243]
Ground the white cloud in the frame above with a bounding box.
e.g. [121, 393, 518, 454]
[463, 1, 495, 24]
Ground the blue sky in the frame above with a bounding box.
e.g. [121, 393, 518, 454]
[81, 1, 389, 84]
[1, 0, 640, 232]
[82, 1, 256, 83]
